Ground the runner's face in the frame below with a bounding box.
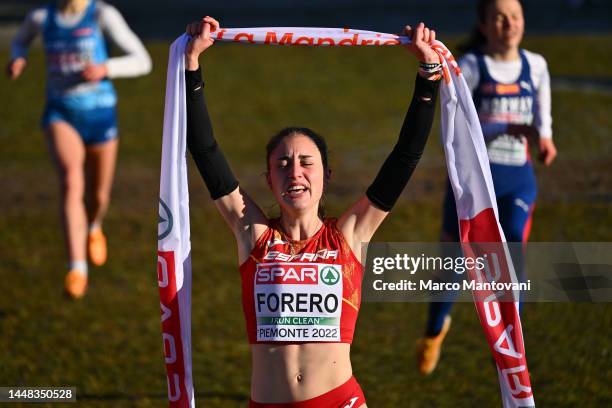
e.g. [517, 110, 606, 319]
[268, 134, 325, 215]
[481, 0, 524, 52]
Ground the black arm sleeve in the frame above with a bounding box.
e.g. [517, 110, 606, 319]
[365, 74, 440, 211]
[185, 67, 239, 200]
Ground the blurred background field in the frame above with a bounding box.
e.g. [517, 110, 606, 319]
[1, 2, 611, 406]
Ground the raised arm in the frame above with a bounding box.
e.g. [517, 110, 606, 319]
[184, 17, 268, 264]
[338, 23, 441, 255]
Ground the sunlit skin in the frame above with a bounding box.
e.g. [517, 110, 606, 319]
[480, 0, 557, 165]
[59, 0, 88, 14]
[266, 134, 330, 238]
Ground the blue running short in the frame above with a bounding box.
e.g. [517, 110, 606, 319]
[42, 100, 118, 146]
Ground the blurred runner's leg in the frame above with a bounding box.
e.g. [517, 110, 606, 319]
[46, 120, 88, 297]
[85, 138, 118, 266]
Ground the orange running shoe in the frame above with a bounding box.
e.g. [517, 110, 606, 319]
[416, 316, 452, 375]
[88, 228, 107, 266]
[64, 269, 88, 299]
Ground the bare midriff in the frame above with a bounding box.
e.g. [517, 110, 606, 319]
[250, 342, 352, 403]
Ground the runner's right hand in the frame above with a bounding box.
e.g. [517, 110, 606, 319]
[6, 57, 27, 80]
[185, 16, 219, 70]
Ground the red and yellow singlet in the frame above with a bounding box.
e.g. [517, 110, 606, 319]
[240, 218, 362, 343]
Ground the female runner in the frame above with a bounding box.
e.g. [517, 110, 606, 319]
[185, 16, 441, 408]
[7, 0, 152, 298]
[417, 0, 557, 375]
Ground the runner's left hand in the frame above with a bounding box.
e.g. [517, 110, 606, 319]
[403, 22, 440, 64]
[82, 63, 108, 81]
[538, 138, 557, 166]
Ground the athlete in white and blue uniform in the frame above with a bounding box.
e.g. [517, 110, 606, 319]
[442, 48, 545, 245]
[41, 0, 119, 144]
[416, 0, 557, 375]
[7, 0, 151, 299]
[11, 0, 151, 144]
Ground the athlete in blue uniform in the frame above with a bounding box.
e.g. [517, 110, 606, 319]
[416, 0, 557, 375]
[7, 0, 151, 299]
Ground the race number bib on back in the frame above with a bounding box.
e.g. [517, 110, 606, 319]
[254, 262, 343, 342]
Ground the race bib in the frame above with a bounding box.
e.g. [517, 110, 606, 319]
[487, 134, 528, 166]
[254, 262, 343, 342]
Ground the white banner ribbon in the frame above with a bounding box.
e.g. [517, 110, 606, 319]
[213, 27, 409, 46]
[158, 34, 195, 408]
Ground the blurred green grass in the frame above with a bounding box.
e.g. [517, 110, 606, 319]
[0, 35, 611, 407]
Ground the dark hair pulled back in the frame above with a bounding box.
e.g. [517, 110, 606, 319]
[457, 0, 525, 55]
[265, 127, 330, 218]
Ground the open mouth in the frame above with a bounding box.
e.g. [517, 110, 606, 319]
[282, 184, 309, 198]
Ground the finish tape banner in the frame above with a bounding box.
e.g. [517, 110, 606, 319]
[212, 27, 408, 46]
[158, 34, 195, 408]
[159, 27, 534, 407]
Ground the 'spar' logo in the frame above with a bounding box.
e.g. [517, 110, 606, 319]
[158, 198, 173, 240]
[320, 266, 340, 285]
[255, 263, 318, 284]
